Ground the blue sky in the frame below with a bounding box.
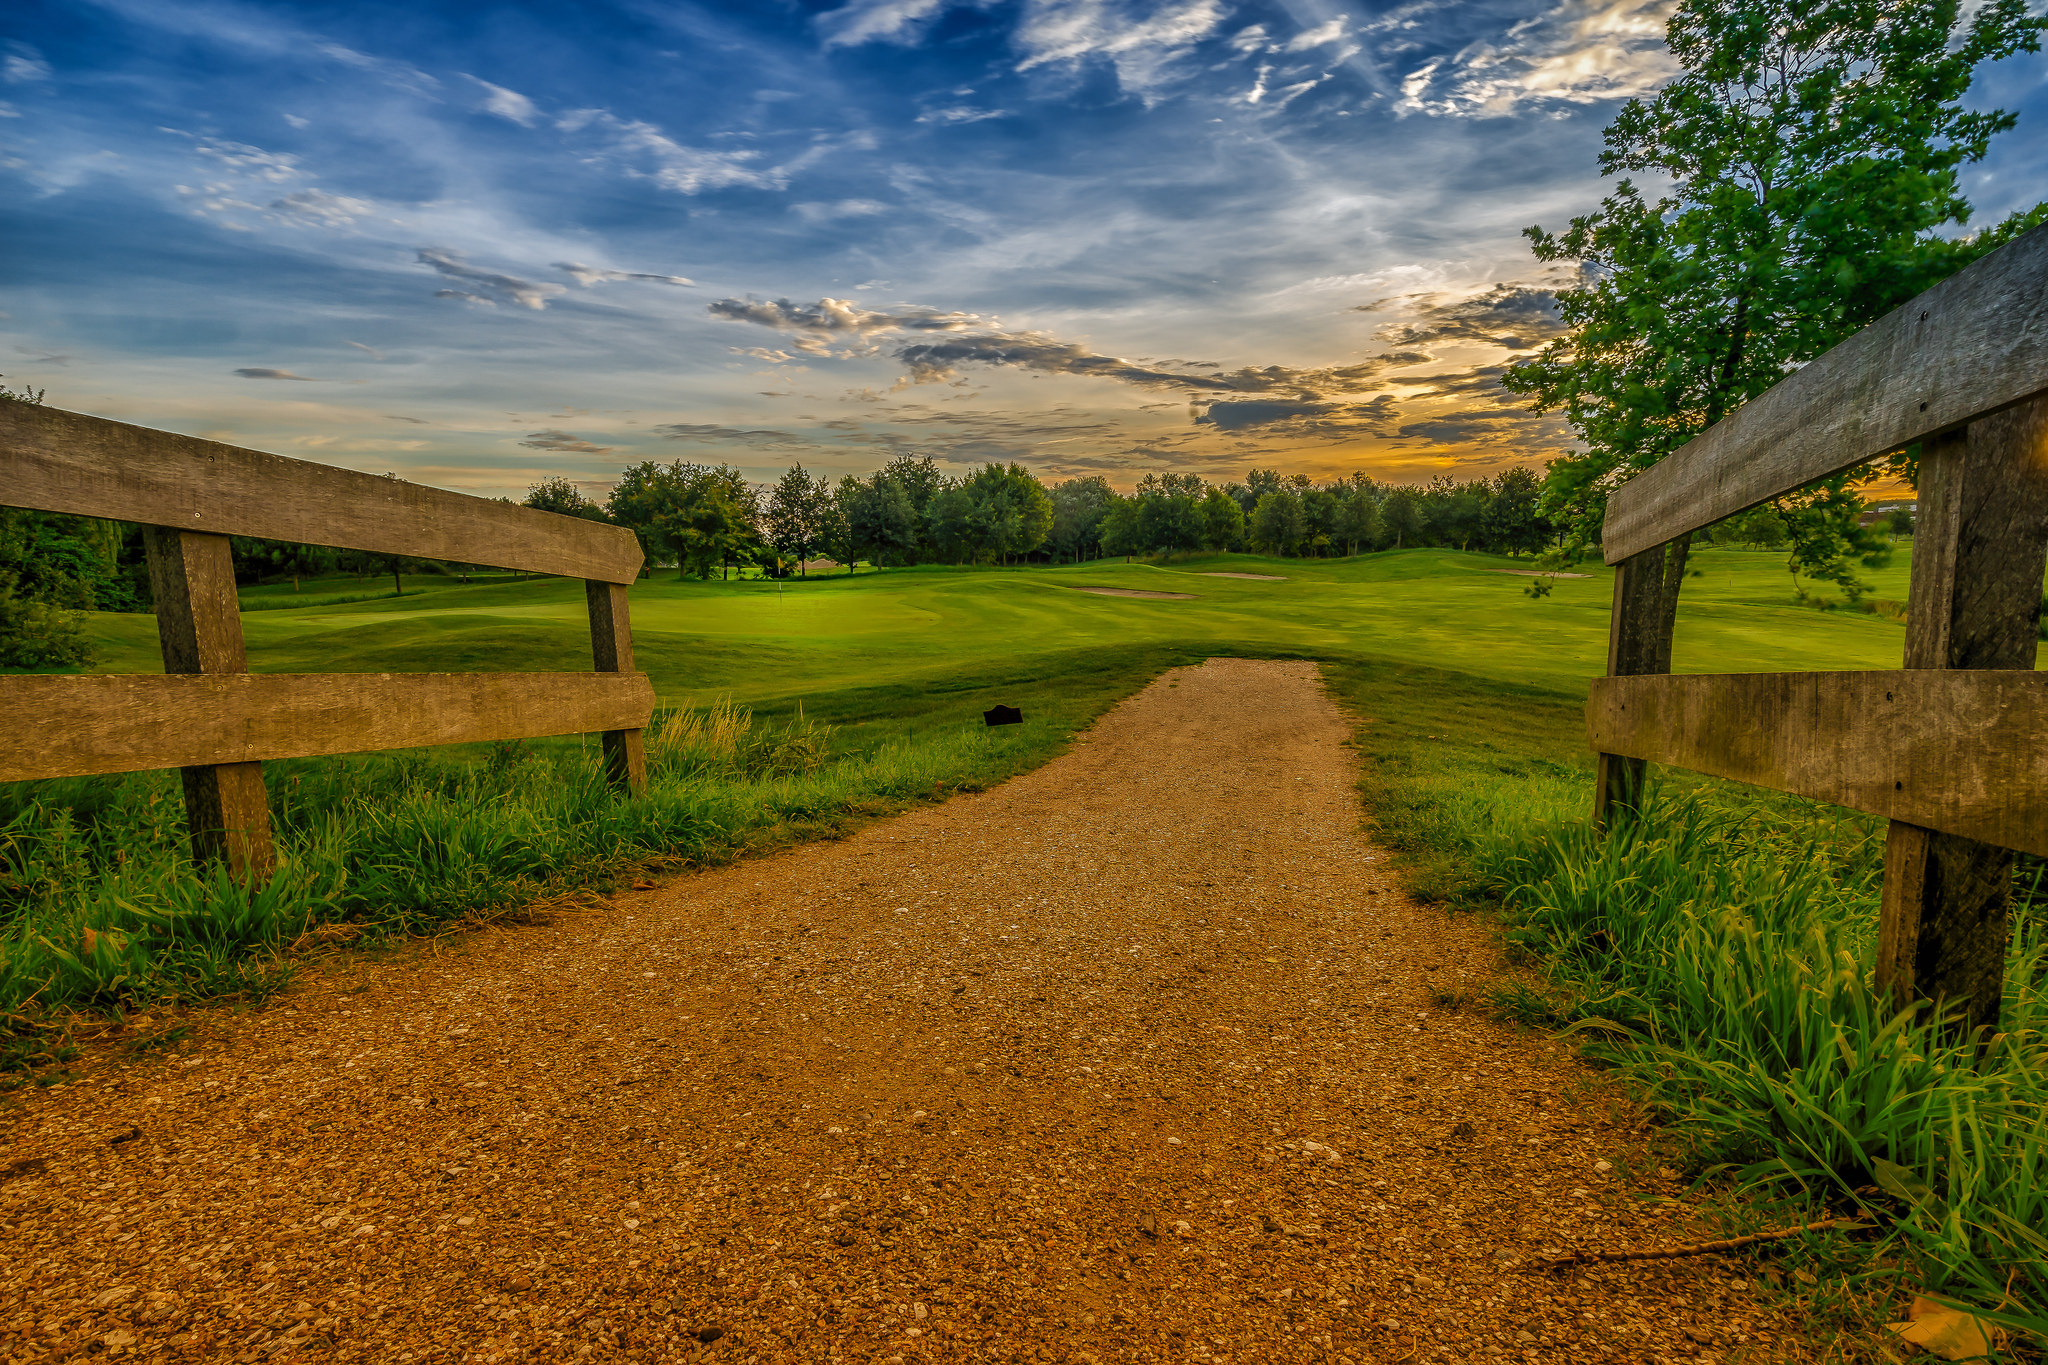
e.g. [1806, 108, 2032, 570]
[4, 0, 2045, 499]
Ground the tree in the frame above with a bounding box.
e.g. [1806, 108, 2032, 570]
[524, 476, 610, 522]
[1135, 473, 1205, 554]
[1098, 496, 1143, 561]
[924, 482, 977, 563]
[231, 537, 338, 592]
[1506, 0, 2045, 637]
[764, 463, 834, 576]
[1480, 467, 1549, 556]
[882, 455, 945, 524]
[1780, 482, 1892, 607]
[1380, 486, 1423, 549]
[1050, 477, 1116, 561]
[1418, 475, 1487, 551]
[1336, 484, 1381, 556]
[1199, 486, 1246, 551]
[839, 472, 919, 567]
[1299, 488, 1339, 557]
[1249, 491, 1305, 556]
[960, 463, 1053, 563]
[608, 460, 760, 580]
[1234, 467, 1284, 517]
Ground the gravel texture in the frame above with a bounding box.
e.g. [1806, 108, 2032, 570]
[0, 658, 1800, 1364]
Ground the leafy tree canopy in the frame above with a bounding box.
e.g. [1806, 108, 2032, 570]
[1508, 0, 2046, 575]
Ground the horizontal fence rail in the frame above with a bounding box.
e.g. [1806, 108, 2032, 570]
[0, 673, 656, 784]
[1590, 224, 2048, 1035]
[1588, 670, 2048, 858]
[1, 403, 644, 583]
[2, 406, 654, 878]
[1602, 222, 2048, 563]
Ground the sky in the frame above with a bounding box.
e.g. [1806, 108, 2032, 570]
[3, 0, 2046, 501]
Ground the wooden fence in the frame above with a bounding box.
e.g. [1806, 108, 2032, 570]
[0, 403, 655, 879]
[1589, 221, 2048, 1036]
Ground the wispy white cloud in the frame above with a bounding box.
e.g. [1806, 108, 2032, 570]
[816, 0, 956, 48]
[790, 198, 889, 223]
[4, 43, 53, 84]
[1285, 17, 1345, 52]
[556, 108, 787, 193]
[466, 75, 540, 126]
[233, 367, 317, 380]
[555, 262, 695, 286]
[916, 105, 1011, 124]
[417, 247, 566, 310]
[1397, 0, 1676, 117]
[1014, 0, 1226, 95]
[268, 188, 376, 226]
[314, 41, 440, 96]
[195, 136, 300, 182]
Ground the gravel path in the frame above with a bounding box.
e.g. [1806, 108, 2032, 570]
[1, 658, 1799, 1364]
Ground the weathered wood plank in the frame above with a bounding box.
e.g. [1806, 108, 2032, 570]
[1602, 222, 2048, 562]
[1876, 396, 2048, 1035]
[1586, 669, 2048, 858]
[585, 579, 648, 796]
[1, 404, 643, 583]
[143, 527, 276, 879]
[1593, 546, 1668, 827]
[0, 672, 656, 783]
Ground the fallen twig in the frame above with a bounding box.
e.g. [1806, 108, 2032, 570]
[1528, 1219, 1872, 1271]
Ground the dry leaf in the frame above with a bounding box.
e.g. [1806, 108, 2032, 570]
[1886, 1297, 1995, 1360]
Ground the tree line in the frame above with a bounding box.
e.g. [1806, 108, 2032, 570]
[522, 458, 1558, 578]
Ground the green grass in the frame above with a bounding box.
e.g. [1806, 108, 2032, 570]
[80, 545, 1928, 693]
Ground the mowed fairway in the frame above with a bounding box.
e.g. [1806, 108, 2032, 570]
[80, 546, 1927, 710]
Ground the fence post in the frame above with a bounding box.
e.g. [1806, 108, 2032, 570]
[142, 527, 276, 879]
[1876, 396, 2048, 1036]
[1593, 544, 1669, 828]
[585, 580, 648, 795]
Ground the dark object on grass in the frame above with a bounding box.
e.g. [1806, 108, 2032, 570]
[983, 704, 1023, 726]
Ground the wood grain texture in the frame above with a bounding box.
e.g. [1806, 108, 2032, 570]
[1588, 670, 2048, 856]
[2, 404, 644, 583]
[177, 761, 275, 880]
[142, 526, 275, 878]
[585, 579, 648, 796]
[1601, 222, 2048, 562]
[0, 672, 657, 783]
[1593, 546, 1668, 827]
[144, 529, 248, 674]
[1876, 395, 2048, 1034]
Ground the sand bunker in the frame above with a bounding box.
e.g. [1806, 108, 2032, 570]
[1488, 568, 1589, 579]
[1069, 586, 1198, 599]
[1196, 572, 1287, 580]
